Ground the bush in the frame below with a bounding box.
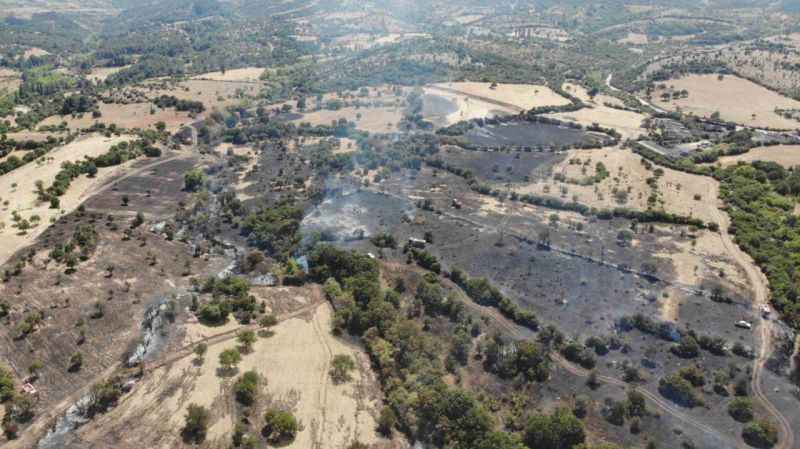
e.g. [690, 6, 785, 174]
[184, 168, 206, 192]
[182, 403, 210, 443]
[728, 397, 754, 423]
[219, 348, 242, 372]
[377, 406, 397, 436]
[659, 374, 703, 407]
[742, 420, 778, 448]
[234, 371, 259, 406]
[262, 409, 299, 444]
[329, 354, 356, 384]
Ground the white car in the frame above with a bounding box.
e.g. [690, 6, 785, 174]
[735, 320, 752, 330]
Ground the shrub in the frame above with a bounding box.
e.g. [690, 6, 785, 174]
[234, 371, 259, 406]
[329, 354, 356, 384]
[728, 397, 754, 423]
[0, 365, 14, 402]
[184, 169, 206, 192]
[219, 348, 242, 372]
[742, 420, 778, 448]
[659, 374, 703, 407]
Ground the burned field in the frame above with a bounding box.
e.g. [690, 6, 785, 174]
[463, 120, 606, 149]
[83, 156, 198, 219]
[435, 145, 564, 183]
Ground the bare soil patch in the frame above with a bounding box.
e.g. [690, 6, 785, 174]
[86, 66, 129, 83]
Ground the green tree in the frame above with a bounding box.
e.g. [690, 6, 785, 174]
[219, 348, 242, 372]
[234, 370, 259, 406]
[742, 420, 778, 448]
[182, 403, 210, 443]
[263, 408, 299, 444]
[184, 169, 206, 192]
[524, 407, 586, 449]
[237, 330, 257, 353]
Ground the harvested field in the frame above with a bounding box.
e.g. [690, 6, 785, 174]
[292, 106, 404, 133]
[650, 74, 800, 129]
[0, 134, 134, 266]
[76, 302, 384, 449]
[513, 147, 720, 224]
[190, 67, 266, 82]
[40, 102, 193, 132]
[714, 145, 800, 167]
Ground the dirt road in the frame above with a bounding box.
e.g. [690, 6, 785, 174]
[458, 292, 743, 449]
[708, 185, 795, 449]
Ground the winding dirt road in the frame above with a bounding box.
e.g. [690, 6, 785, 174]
[708, 186, 795, 449]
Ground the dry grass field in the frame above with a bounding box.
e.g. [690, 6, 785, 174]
[190, 67, 266, 82]
[0, 68, 21, 92]
[714, 145, 800, 167]
[78, 302, 383, 449]
[548, 84, 646, 139]
[293, 106, 404, 133]
[423, 82, 570, 126]
[0, 134, 134, 266]
[513, 147, 719, 224]
[650, 74, 800, 129]
[86, 66, 129, 83]
[40, 102, 194, 132]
